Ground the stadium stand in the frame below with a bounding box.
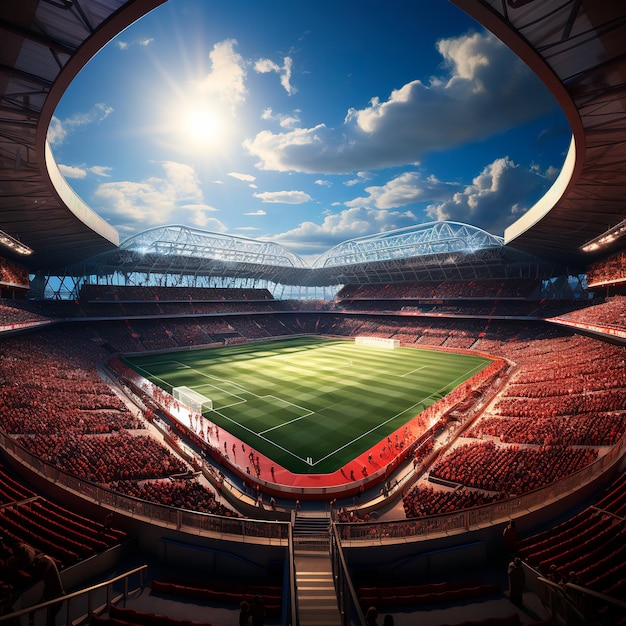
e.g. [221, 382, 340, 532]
[1, 0, 625, 622]
[586, 251, 626, 287]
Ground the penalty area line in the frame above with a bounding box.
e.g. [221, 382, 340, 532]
[210, 409, 310, 465]
[399, 365, 427, 378]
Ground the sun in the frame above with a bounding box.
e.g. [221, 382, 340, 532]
[154, 85, 236, 154]
[182, 106, 220, 143]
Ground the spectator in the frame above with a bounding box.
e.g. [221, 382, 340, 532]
[365, 605, 379, 626]
[239, 599, 250, 625]
[250, 594, 265, 626]
[507, 557, 525, 607]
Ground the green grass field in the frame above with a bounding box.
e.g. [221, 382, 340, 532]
[123, 336, 491, 474]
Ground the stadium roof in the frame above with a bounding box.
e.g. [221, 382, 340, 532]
[0, 0, 624, 274]
[69, 221, 550, 286]
[311, 222, 504, 269]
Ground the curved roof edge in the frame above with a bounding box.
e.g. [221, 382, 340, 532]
[504, 136, 577, 244]
[46, 142, 119, 247]
[453, 0, 626, 268]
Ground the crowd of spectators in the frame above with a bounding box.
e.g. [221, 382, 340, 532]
[343, 298, 595, 319]
[402, 484, 505, 518]
[465, 413, 625, 447]
[79, 285, 273, 302]
[0, 327, 239, 518]
[15, 432, 188, 483]
[551, 295, 625, 330]
[428, 441, 598, 495]
[0, 257, 29, 288]
[337, 278, 540, 300]
[109, 478, 238, 517]
[0, 301, 50, 327]
[0, 329, 140, 435]
[585, 250, 626, 286]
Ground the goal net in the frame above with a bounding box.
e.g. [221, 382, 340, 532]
[172, 386, 213, 413]
[354, 336, 400, 349]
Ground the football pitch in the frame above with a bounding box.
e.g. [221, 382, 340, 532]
[123, 336, 491, 474]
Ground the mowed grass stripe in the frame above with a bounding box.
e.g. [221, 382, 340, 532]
[123, 337, 491, 473]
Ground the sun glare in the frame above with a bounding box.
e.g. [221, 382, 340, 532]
[156, 85, 237, 154]
[182, 106, 220, 143]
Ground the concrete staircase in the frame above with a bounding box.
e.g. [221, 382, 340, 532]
[293, 512, 342, 626]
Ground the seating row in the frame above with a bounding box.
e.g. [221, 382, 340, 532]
[151, 579, 281, 616]
[359, 581, 501, 607]
[92, 605, 219, 626]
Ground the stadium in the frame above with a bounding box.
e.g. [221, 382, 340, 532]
[0, 1, 625, 626]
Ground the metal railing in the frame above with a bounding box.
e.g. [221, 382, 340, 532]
[288, 511, 297, 626]
[336, 436, 626, 544]
[0, 565, 147, 625]
[330, 524, 365, 626]
[0, 432, 289, 543]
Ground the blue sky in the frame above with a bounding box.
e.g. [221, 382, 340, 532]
[49, 0, 571, 263]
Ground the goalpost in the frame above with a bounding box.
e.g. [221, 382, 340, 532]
[354, 336, 400, 349]
[172, 386, 213, 413]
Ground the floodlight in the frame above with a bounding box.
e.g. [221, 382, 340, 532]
[0, 230, 32, 255]
[581, 219, 626, 252]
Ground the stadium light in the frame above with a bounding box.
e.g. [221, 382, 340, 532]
[581, 218, 626, 252]
[0, 229, 32, 255]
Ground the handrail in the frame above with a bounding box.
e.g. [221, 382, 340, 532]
[288, 510, 298, 626]
[336, 435, 626, 544]
[563, 581, 626, 611]
[330, 524, 365, 626]
[536, 576, 586, 625]
[0, 564, 147, 623]
[0, 431, 289, 543]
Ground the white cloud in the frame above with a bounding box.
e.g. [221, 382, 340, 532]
[255, 56, 296, 95]
[89, 165, 113, 178]
[261, 107, 301, 129]
[115, 38, 153, 50]
[245, 31, 558, 174]
[59, 164, 87, 179]
[346, 171, 461, 209]
[188, 212, 226, 231]
[255, 59, 280, 73]
[253, 190, 312, 204]
[196, 39, 247, 110]
[244, 210, 267, 216]
[315, 179, 332, 187]
[235, 226, 262, 232]
[269, 206, 417, 255]
[59, 164, 112, 179]
[47, 117, 67, 145]
[228, 172, 256, 182]
[425, 156, 552, 234]
[48, 104, 114, 147]
[93, 161, 220, 228]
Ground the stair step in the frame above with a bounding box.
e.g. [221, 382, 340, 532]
[295, 553, 341, 626]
